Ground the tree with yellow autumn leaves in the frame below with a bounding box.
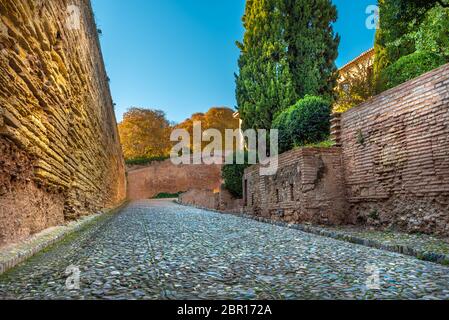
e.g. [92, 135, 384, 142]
[175, 107, 239, 151]
[118, 107, 239, 162]
[118, 108, 172, 161]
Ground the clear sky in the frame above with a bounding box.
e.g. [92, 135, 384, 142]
[91, 0, 376, 123]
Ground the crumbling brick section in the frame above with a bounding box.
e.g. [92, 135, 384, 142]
[0, 0, 126, 245]
[340, 63, 449, 236]
[243, 148, 348, 225]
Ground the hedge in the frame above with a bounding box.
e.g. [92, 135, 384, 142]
[272, 95, 331, 154]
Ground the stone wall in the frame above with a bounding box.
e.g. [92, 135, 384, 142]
[217, 187, 243, 213]
[338, 63, 449, 236]
[243, 148, 348, 225]
[127, 160, 222, 200]
[178, 186, 243, 213]
[0, 0, 126, 245]
[178, 189, 218, 210]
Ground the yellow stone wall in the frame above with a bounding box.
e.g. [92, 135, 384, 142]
[0, 0, 126, 245]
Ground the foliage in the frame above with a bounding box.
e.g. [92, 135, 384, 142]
[235, 0, 297, 131]
[282, 0, 340, 100]
[415, 7, 449, 59]
[369, 209, 380, 220]
[221, 152, 251, 198]
[374, 0, 431, 75]
[272, 96, 331, 154]
[153, 192, 183, 199]
[374, 0, 449, 85]
[357, 129, 366, 146]
[118, 108, 172, 160]
[175, 107, 239, 152]
[235, 0, 339, 131]
[302, 139, 335, 149]
[334, 59, 376, 113]
[378, 51, 446, 91]
[120, 107, 238, 161]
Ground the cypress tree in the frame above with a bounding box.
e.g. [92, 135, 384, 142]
[282, 0, 340, 100]
[235, 0, 340, 131]
[235, 0, 297, 131]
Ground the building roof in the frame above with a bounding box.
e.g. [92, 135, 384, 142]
[339, 48, 375, 74]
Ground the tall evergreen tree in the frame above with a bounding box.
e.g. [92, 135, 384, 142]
[235, 0, 297, 131]
[282, 0, 340, 100]
[235, 0, 340, 131]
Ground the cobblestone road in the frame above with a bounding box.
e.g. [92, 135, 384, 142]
[1, 200, 449, 300]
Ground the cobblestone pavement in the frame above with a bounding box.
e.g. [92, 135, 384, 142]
[1, 200, 449, 300]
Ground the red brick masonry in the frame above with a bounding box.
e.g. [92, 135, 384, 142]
[340, 63, 449, 236]
[244, 63, 449, 236]
[244, 148, 348, 225]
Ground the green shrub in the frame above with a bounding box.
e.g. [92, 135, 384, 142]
[302, 139, 335, 148]
[125, 156, 169, 166]
[272, 95, 331, 154]
[153, 192, 183, 199]
[221, 152, 251, 198]
[378, 51, 446, 92]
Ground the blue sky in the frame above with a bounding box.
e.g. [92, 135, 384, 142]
[91, 0, 376, 123]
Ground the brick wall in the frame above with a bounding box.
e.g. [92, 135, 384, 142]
[0, 0, 126, 245]
[243, 148, 348, 225]
[178, 186, 243, 213]
[127, 160, 222, 200]
[243, 64, 449, 236]
[339, 63, 449, 236]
